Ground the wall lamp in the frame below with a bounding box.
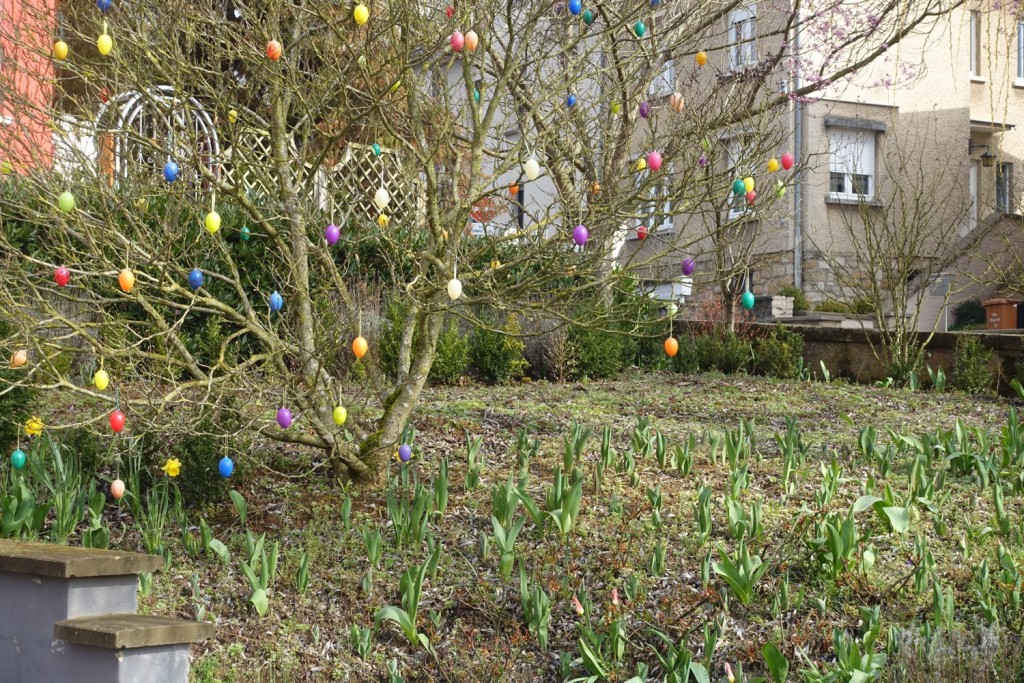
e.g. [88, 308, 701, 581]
[969, 141, 997, 167]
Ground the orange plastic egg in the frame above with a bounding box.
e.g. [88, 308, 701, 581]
[118, 268, 136, 293]
[266, 40, 282, 61]
[352, 336, 368, 359]
[664, 337, 679, 357]
[10, 350, 28, 368]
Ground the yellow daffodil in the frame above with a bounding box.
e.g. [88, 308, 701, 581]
[162, 458, 181, 477]
[25, 416, 43, 437]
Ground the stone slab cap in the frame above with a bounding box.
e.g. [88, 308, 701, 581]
[54, 614, 216, 649]
[0, 540, 163, 578]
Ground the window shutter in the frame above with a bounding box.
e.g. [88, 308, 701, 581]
[829, 130, 874, 176]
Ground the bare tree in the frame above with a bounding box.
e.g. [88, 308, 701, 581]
[0, 0, 962, 484]
[815, 113, 979, 383]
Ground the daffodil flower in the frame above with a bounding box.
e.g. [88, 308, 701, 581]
[162, 458, 181, 477]
[25, 417, 43, 437]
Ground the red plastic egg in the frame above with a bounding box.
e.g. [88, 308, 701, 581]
[266, 40, 282, 61]
[54, 266, 70, 287]
[110, 410, 126, 433]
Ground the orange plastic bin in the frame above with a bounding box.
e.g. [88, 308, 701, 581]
[982, 299, 1022, 330]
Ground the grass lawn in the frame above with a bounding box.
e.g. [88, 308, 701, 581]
[127, 371, 1023, 682]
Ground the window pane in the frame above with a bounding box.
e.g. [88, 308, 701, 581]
[830, 172, 846, 193]
[851, 174, 870, 196]
[1019, 23, 1024, 79]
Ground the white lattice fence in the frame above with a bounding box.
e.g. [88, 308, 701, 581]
[323, 143, 416, 222]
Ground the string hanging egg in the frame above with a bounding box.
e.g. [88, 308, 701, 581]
[163, 160, 179, 182]
[333, 406, 348, 426]
[572, 224, 589, 246]
[647, 151, 663, 172]
[205, 211, 221, 234]
[669, 93, 685, 113]
[666, 302, 679, 317]
[465, 30, 479, 51]
[373, 187, 390, 210]
[58, 191, 75, 213]
[638, 102, 651, 119]
[681, 258, 696, 276]
[732, 179, 746, 195]
[10, 449, 26, 469]
[637, 225, 649, 240]
[371, 143, 382, 157]
[53, 41, 69, 60]
[567, 94, 577, 108]
[354, 3, 369, 24]
[240, 226, 251, 241]
[696, 50, 708, 66]
[266, 40, 282, 61]
[583, 9, 594, 24]
[523, 158, 541, 180]
[450, 31, 465, 52]
[352, 336, 368, 359]
[97, 33, 113, 56]
[10, 350, 27, 368]
[664, 337, 679, 357]
[94, 369, 110, 391]
[54, 266, 70, 287]
[447, 278, 463, 300]
[743, 177, 755, 192]
[633, 21, 646, 37]
[781, 152, 794, 170]
[398, 444, 413, 462]
[569, 0, 582, 14]
[767, 158, 780, 173]
[218, 456, 234, 478]
[97, 0, 112, 11]
[741, 291, 755, 309]
[276, 408, 293, 429]
[746, 190, 757, 205]
[325, 223, 340, 246]
[188, 269, 204, 289]
[377, 214, 390, 228]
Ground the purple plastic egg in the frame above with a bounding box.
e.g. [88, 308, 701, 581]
[572, 224, 589, 246]
[276, 407, 293, 429]
[681, 258, 696, 276]
[325, 223, 340, 246]
[638, 102, 651, 119]
[398, 444, 413, 462]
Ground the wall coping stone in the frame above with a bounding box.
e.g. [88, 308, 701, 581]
[54, 614, 215, 649]
[0, 540, 162, 578]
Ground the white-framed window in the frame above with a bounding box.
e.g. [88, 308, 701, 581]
[728, 6, 757, 71]
[828, 128, 875, 200]
[970, 10, 981, 77]
[636, 167, 674, 233]
[649, 59, 675, 97]
[726, 136, 753, 219]
[997, 162, 1014, 213]
[1017, 22, 1024, 82]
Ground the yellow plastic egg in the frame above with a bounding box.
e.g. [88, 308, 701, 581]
[354, 3, 369, 24]
[97, 33, 113, 56]
[205, 211, 221, 234]
[94, 369, 110, 391]
[767, 158, 780, 173]
[53, 40, 69, 61]
[333, 406, 347, 426]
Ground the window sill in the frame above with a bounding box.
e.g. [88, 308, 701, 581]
[970, 75, 987, 83]
[1014, 80, 1024, 89]
[825, 194, 882, 207]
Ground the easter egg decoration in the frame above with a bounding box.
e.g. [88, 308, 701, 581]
[637, 225, 649, 240]
[775, 181, 787, 197]
[591, 182, 601, 195]
[333, 406, 348, 426]
[373, 187, 390, 211]
[741, 291, 755, 310]
[635, 157, 647, 172]
[473, 88, 480, 102]
[163, 160, 179, 183]
[94, 369, 110, 391]
[325, 223, 340, 246]
[633, 21, 646, 37]
[276, 407, 292, 429]
[205, 211, 221, 234]
[445, 5, 455, 18]
[53, 40, 69, 61]
[566, 93, 577, 108]
[583, 9, 595, 25]
[666, 302, 679, 317]
[97, 0, 112, 11]
[118, 268, 135, 293]
[371, 143, 382, 157]
[218, 456, 234, 478]
[732, 179, 746, 195]
[664, 337, 679, 357]
[696, 50, 708, 66]
[523, 158, 541, 180]
[572, 224, 589, 246]
[109, 409, 126, 433]
[743, 177, 755, 192]
[398, 444, 413, 462]
[638, 101, 651, 119]
[450, 30, 465, 52]
[240, 226, 251, 241]
[377, 214, 390, 228]
[781, 152, 794, 170]
[110, 479, 125, 499]
[746, 190, 757, 205]
[669, 92, 685, 113]
[647, 151, 663, 172]
[569, 0, 582, 14]
[188, 269, 204, 290]
[54, 266, 70, 287]
[97, 33, 113, 56]
[353, 3, 370, 24]
[447, 278, 463, 300]
[58, 191, 75, 213]
[611, 101, 621, 114]
[10, 350, 28, 368]
[10, 449, 26, 470]
[465, 29, 479, 51]
[352, 336, 368, 359]
[269, 291, 284, 313]
[767, 158, 780, 173]
[228, 109, 238, 124]
[266, 40, 282, 61]
[509, 183, 519, 197]
[698, 154, 709, 168]
[681, 258, 696, 276]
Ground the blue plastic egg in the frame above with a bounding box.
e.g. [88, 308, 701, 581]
[97, 0, 112, 11]
[269, 291, 283, 312]
[240, 226, 251, 241]
[569, 0, 582, 14]
[163, 160, 179, 183]
[188, 269, 204, 289]
[218, 456, 234, 478]
[398, 444, 413, 462]
[567, 94, 577, 108]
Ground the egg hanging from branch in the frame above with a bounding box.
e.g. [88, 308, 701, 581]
[373, 187, 391, 211]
